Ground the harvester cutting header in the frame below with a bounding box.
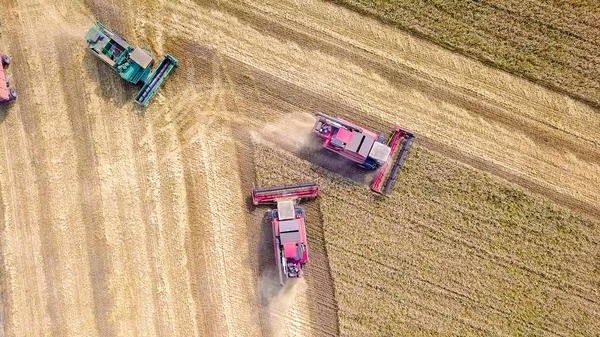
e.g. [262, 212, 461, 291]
[313, 112, 414, 195]
[85, 22, 178, 107]
[252, 183, 319, 286]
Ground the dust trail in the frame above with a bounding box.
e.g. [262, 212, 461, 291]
[259, 111, 320, 154]
[259, 267, 307, 337]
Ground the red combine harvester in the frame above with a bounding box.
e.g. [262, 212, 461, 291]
[252, 183, 319, 285]
[0, 54, 16, 104]
[313, 112, 414, 195]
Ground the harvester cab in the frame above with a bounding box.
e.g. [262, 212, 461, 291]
[313, 112, 414, 195]
[85, 22, 178, 107]
[252, 183, 319, 285]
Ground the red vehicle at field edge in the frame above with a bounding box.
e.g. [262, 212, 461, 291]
[0, 54, 16, 103]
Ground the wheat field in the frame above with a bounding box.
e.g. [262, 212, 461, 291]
[0, 0, 598, 336]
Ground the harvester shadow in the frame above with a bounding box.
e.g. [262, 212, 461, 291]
[83, 52, 139, 109]
[0, 107, 8, 123]
[256, 211, 284, 336]
[257, 211, 278, 303]
[246, 195, 265, 216]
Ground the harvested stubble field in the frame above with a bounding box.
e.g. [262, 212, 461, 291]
[330, 0, 600, 108]
[0, 0, 598, 336]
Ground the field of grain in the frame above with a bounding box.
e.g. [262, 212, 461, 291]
[0, 0, 598, 336]
[255, 141, 600, 336]
[330, 0, 600, 108]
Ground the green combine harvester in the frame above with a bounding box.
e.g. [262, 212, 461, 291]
[85, 22, 178, 107]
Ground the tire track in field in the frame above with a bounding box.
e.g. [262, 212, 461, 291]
[199, 124, 263, 336]
[142, 44, 213, 337]
[0, 15, 55, 337]
[56, 36, 114, 337]
[128, 106, 168, 337]
[3, 2, 101, 335]
[84, 52, 163, 337]
[135, 59, 194, 337]
[180, 137, 212, 337]
[138, 59, 206, 336]
[147, 114, 199, 336]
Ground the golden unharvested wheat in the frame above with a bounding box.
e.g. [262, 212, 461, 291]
[330, 0, 600, 108]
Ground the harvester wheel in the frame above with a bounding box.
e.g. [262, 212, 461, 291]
[8, 88, 17, 101]
[1, 55, 10, 68]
